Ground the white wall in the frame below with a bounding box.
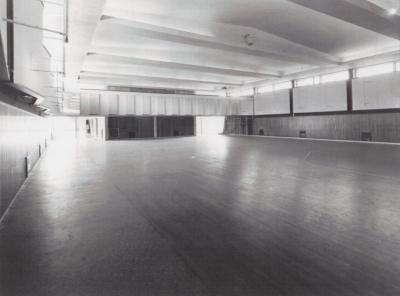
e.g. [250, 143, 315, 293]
[238, 98, 253, 115]
[293, 81, 347, 113]
[165, 96, 180, 115]
[50, 116, 77, 141]
[80, 93, 242, 116]
[352, 71, 400, 110]
[180, 97, 193, 115]
[255, 90, 290, 115]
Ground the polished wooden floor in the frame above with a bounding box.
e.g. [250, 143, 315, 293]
[1, 136, 400, 296]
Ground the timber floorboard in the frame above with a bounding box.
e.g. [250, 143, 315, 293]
[1, 136, 400, 296]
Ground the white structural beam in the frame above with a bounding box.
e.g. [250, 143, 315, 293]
[86, 52, 279, 79]
[65, 0, 108, 91]
[79, 77, 230, 92]
[80, 70, 243, 87]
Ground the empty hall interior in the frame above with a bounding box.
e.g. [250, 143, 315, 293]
[1, 0, 400, 295]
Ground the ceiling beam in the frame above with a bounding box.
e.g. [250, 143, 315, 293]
[287, 0, 400, 40]
[78, 78, 218, 92]
[100, 15, 337, 66]
[64, 0, 108, 91]
[79, 71, 243, 87]
[86, 52, 279, 78]
[78, 86, 217, 95]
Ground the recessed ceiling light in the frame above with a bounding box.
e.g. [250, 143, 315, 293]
[387, 8, 397, 15]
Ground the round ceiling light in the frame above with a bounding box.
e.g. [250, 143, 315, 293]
[243, 34, 255, 47]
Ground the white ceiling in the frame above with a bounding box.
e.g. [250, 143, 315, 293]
[368, 0, 400, 12]
[65, 0, 400, 95]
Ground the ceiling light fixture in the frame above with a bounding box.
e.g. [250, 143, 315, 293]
[387, 8, 397, 15]
[243, 33, 255, 47]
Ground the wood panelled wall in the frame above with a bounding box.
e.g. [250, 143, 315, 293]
[108, 116, 154, 140]
[0, 99, 50, 218]
[224, 112, 400, 143]
[107, 116, 195, 139]
[157, 116, 194, 137]
[224, 71, 400, 143]
[223, 116, 253, 135]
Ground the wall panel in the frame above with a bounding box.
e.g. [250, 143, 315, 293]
[173, 97, 180, 115]
[150, 96, 157, 115]
[141, 95, 152, 115]
[135, 95, 144, 115]
[165, 96, 180, 115]
[192, 99, 204, 115]
[293, 81, 347, 113]
[227, 100, 239, 115]
[89, 94, 100, 115]
[255, 90, 290, 115]
[225, 112, 400, 143]
[224, 116, 251, 135]
[238, 99, 253, 115]
[100, 93, 118, 115]
[80, 93, 246, 116]
[180, 97, 193, 115]
[118, 94, 128, 115]
[125, 95, 136, 115]
[216, 99, 226, 115]
[107, 116, 154, 139]
[155, 96, 166, 115]
[352, 72, 400, 110]
[80, 94, 90, 115]
[204, 99, 215, 115]
[0, 98, 50, 217]
[157, 116, 195, 137]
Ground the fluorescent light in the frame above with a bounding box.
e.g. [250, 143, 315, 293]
[274, 81, 292, 91]
[258, 85, 273, 94]
[388, 8, 397, 15]
[321, 71, 349, 83]
[356, 63, 394, 78]
[396, 61, 400, 72]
